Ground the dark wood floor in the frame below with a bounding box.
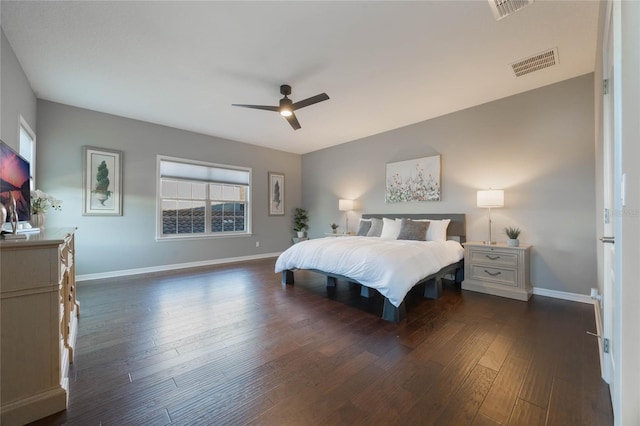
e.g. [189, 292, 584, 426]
[31, 258, 613, 425]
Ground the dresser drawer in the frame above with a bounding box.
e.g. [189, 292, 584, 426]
[469, 265, 517, 286]
[469, 249, 518, 267]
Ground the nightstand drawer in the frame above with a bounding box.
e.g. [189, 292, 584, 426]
[469, 265, 517, 286]
[469, 249, 518, 267]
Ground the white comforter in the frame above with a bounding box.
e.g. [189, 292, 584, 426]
[275, 237, 464, 307]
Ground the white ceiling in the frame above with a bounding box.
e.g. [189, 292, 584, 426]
[1, 1, 599, 155]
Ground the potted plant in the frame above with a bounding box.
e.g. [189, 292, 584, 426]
[504, 226, 521, 247]
[330, 223, 339, 234]
[293, 208, 309, 238]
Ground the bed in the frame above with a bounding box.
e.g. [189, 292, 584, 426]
[275, 213, 466, 322]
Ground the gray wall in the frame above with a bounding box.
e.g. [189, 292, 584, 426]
[1, 28, 36, 151]
[302, 74, 596, 296]
[37, 100, 301, 276]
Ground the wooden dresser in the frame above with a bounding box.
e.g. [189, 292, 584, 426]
[0, 227, 79, 425]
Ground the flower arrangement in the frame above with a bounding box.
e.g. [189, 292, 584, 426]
[31, 189, 62, 213]
[330, 223, 339, 230]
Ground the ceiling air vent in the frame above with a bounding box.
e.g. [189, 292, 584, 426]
[511, 47, 559, 77]
[488, 0, 534, 20]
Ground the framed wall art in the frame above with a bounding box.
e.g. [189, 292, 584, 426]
[268, 172, 285, 216]
[82, 146, 123, 216]
[386, 155, 441, 202]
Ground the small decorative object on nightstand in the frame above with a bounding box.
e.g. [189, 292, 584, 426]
[504, 226, 521, 247]
[462, 241, 531, 301]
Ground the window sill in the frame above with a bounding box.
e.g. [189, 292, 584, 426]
[156, 232, 252, 242]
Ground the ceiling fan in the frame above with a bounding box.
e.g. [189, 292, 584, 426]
[232, 84, 329, 130]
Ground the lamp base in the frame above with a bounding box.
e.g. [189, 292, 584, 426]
[482, 241, 497, 245]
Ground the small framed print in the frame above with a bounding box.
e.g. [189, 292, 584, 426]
[82, 146, 123, 216]
[268, 172, 285, 216]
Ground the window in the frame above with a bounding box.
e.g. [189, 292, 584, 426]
[157, 156, 251, 239]
[19, 116, 36, 190]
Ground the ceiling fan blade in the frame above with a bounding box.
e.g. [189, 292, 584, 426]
[232, 104, 279, 112]
[285, 112, 301, 130]
[291, 93, 330, 111]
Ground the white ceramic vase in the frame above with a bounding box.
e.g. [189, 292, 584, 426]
[31, 211, 46, 228]
[507, 238, 519, 247]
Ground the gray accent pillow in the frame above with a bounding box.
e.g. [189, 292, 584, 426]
[366, 218, 384, 237]
[357, 220, 372, 236]
[397, 219, 430, 241]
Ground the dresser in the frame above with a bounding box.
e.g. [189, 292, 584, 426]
[462, 242, 531, 301]
[0, 227, 78, 425]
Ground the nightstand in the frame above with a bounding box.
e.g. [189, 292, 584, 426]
[462, 242, 532, 301]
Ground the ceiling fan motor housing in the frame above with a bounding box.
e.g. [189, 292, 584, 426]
[280, 84, 292, 96]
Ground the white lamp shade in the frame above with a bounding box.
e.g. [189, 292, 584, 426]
[477, 190, 504, 208]
[338, 199, 354, 211]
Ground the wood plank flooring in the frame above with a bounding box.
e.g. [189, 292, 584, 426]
[30, 258, 613, 425]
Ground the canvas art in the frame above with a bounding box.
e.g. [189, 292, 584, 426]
[386, 155, 441, 202]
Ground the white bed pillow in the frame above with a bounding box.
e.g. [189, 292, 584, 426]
[426, 219, 451, 241]
[380, 217, 403, 240]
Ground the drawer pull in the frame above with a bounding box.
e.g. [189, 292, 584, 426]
[484, 269, 502, 277]
[485, 255, 501, 260]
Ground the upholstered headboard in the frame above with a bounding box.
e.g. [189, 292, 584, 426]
[361, 213, 466, 243]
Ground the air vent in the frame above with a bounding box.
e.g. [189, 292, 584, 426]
[511, 47, 559, 77]
[488, 0, 534, 20]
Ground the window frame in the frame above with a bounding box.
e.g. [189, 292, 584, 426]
[18, 115, 36, 190]
[156, 155, 252, 241]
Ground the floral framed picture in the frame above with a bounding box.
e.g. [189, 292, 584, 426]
[386, 155, 441, 202]
[268, 172, 285, 216]
[82, 146, 123, 216]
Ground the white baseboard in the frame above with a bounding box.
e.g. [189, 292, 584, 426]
[76, 252, 282, 282]
[532, 286, 594, 304]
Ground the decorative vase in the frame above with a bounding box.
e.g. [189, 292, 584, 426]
[507, 238, 519, 247]
[297, 231, 305, 238]
[0, 203, 6, 226]
[31, 211, 46, 228]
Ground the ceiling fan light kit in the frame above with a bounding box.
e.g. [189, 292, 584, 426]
[279, 95, 293, 116]
[233, 84, 329, 130]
